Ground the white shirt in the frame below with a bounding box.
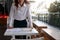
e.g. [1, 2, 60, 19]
[7, 3, 33, 28]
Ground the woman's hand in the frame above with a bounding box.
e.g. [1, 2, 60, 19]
[31, 27, 33, 29]
[7, 26, 13, 29]
[30, 27, 33, 31]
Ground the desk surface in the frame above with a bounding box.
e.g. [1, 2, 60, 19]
[33, 20, 60, 40]
[42, 28, 60, 40]
[4, 28, 38, 36]
[33, 20, 47, 28]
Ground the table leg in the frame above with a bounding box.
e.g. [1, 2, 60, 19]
[11, 36, 15, 40]
[26, 35, 31, 39]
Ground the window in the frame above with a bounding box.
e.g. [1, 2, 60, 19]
[29, 0, 59, 23]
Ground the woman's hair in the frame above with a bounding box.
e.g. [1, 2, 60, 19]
[15, 0, 29, 7]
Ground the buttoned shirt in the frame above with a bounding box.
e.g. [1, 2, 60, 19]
[7, 3, 32, 28]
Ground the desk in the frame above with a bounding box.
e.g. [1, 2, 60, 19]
[33, 20, 47, 29]
[33, 20, 47, 38]
[33, 20, 47, 32]
[4, 28, 38, 40]
[42, 28, 60, 40]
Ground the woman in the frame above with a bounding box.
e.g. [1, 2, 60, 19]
[8, 0, 33, 39]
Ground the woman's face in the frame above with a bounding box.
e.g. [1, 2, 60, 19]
[18, 0, 24, 4]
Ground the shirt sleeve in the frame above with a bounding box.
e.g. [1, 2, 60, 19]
[7, 4, 15, 27]
[27, 5, 33, 28]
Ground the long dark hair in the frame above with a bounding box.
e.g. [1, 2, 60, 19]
[15, 0, 29, 7]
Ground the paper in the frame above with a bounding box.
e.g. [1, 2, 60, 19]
[7, 28, 32, 32]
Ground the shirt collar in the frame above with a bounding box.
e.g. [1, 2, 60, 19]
[18, 3, 26, 7]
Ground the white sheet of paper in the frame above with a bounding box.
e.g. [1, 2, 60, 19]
[7, 28, 32, 32]
[4, 28, 38, 36]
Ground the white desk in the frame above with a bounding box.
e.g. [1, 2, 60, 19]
[4, 28, 38, 40]
[42, 28, 60, 40]
[33, 20, 47, 28]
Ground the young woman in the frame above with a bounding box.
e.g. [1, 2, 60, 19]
[8, 0, 33, 39]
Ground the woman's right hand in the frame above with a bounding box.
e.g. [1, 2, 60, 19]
[7, 26, 13, 29]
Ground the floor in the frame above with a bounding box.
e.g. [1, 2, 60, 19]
[0, 25, 11, 40]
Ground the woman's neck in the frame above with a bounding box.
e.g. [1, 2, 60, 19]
[19, 2, 24, 7]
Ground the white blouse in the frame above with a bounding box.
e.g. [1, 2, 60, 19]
[7, 3, 33, 28]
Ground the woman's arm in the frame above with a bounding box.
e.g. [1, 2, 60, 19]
[7, 4, 15, 28]
[27, 5, 33, 28]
